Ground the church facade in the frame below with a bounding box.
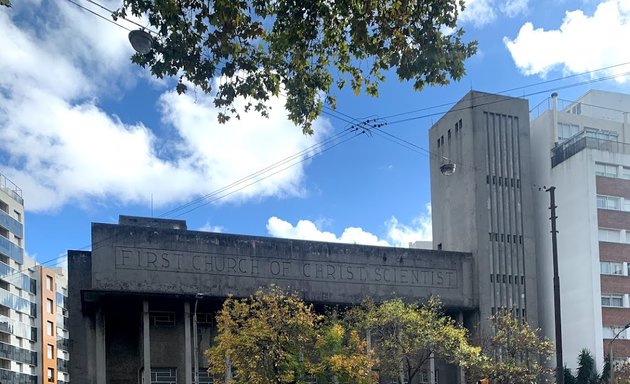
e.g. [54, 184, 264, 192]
[68, 216, 476, 384]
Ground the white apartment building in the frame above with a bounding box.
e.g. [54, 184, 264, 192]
[530, 90, 630, 372]
[0, 172, 69, 384]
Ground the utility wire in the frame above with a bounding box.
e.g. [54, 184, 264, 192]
[385, 70, 630, 127]
[171, 129, 365, 217]
[64, 0, 131, 31]
[82, 0, 160, 34]
[381, 61, 630, 120]
[159, 127, 356, 217]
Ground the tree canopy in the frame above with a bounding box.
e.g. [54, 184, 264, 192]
[348, 297, 482, 384]
[114, 0, 477, 134]
[205, 287, 375, 384]
[472, 310, 554, 384]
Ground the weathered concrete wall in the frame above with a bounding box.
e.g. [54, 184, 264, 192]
[70, 217, 477, 384]
[90, 221, 475, 309]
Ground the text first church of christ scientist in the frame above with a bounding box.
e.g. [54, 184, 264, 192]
[68, 216, 476, 384]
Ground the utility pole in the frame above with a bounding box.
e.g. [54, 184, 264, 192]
[546, 186, 564, 384]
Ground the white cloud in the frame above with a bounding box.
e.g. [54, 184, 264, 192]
[460, 0, 497, 27]
[0, 2, 331, 212]
[458, 0, 528, 28]
[385, 204, 433, 247]
[504, 0, 630, 79]
[266, 204, 433, 248]
[198, 222, 224, 233]
[500, 0, 529, 18]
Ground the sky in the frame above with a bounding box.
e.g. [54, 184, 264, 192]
[2, 0, 630, 268]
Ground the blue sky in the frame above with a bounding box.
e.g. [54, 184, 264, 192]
[2, 0, 630, 268]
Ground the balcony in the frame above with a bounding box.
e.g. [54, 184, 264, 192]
[0, 368, 36, 384]
[0, 236, 23, 264]
[0, 314, 35, 340]
[0, 173, 23, 206]
[0, 341, 37, 365]
[551, 131, 630, 168]
[0, 210, 22, 238]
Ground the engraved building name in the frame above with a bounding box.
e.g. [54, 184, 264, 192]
[114, 247, 458, 288]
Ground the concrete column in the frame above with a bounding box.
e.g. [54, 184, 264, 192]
[225, 355, 233, 383]
[623, 112, 628, 143]
[184, 302, 192, 384]
[551, 92, 558, 144]
[429, 353, 435, 384]
[143, 300, 151, 384]
[95, 308, 106, 384]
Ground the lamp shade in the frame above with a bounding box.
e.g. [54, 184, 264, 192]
[440, 162, 456, 176]
[128, 29, 153, 54]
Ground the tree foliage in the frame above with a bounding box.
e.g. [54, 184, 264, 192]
[472, 310, 554, 384]
[205, 287, 375, 384]
[349, 297, 482, 384]
[576, 349, 600, 384]
[1, 0, 11, 7]
[114, 0, 477, 134]
[612, 360, 630, 384]
[565, 366, 578, 384]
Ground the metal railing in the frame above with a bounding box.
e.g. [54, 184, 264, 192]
[0, 173, 23, 205]
[551, 133, 630, 167]
[531, 96, 630, 123]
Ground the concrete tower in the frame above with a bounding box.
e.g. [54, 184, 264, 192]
[429, 91, 539, 333]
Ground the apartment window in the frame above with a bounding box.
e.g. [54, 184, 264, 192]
[47, 367, 54, 383]
[46, 299, 54, 314]
[558, 122, 580, 141]
[585, 127, 618, 141]
[599, 228, 621, 243]
[601, 261, 624, 275]
[0, 200, 7, 213]
[595, 163, 618, 178]
[623, 167, 630, 180]
[14, 210, 21, 223]
[597, 195, 621, 210]
[47, 344, 54, 359]
[602, 294, 624, 307]
[46, 276, 53, 291]
[47, 321, 54, 336]
[16, 362, 23, 373]
[603, 326, 629, 339]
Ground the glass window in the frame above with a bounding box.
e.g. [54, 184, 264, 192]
[47, 344, 54, 359]
[602, 294, 624, 307]
[46, 299, 54, 314]
[601, 261, 624, 275]
[597, 195, 621, 210]
[47, 321, 54, 336]
[599, 228, 621, 243]
[558, 122, 580, 141]
[623, 167, 630, 180]
[596, 163, 618, 178]
[603, 326, 628, 339]
[585, 127, 618, 141]
[46, 276, 53, 291]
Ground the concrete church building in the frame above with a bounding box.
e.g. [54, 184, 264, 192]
[68, 216, 477, 384]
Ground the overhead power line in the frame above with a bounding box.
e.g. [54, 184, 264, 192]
[381, 61, 630, 120]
